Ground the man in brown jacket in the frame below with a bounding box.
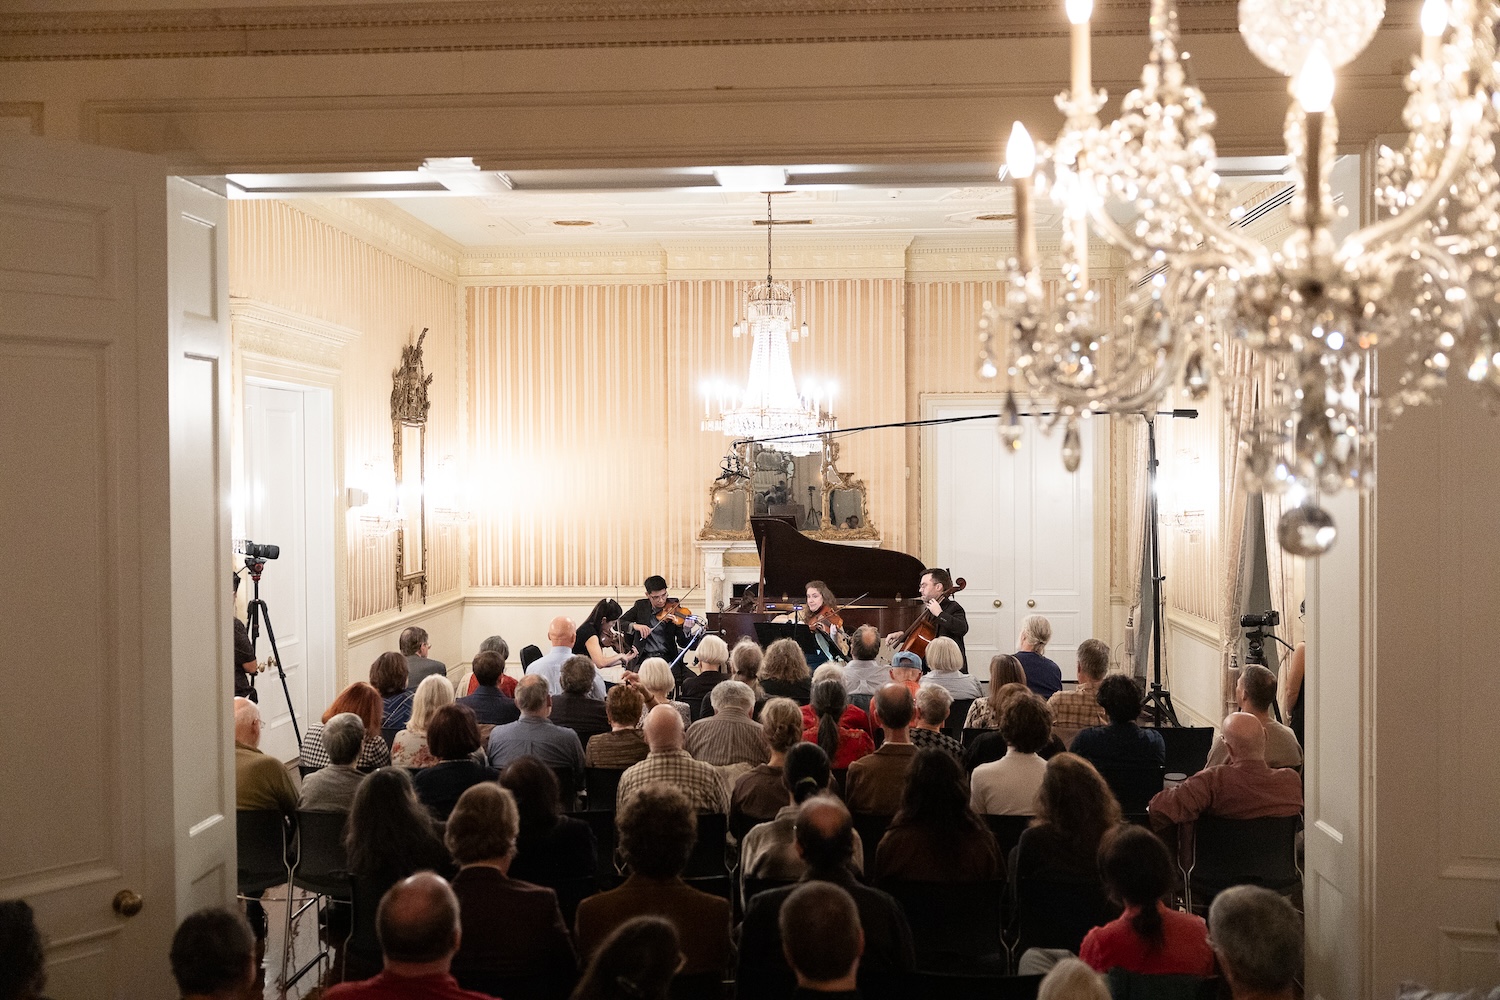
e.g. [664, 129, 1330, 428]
[844, 684, 918, 817]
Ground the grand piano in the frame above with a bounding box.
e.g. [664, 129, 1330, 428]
[708, 517, 929, 648]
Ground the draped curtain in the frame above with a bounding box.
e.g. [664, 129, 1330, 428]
[1216, 344, 1260, 712]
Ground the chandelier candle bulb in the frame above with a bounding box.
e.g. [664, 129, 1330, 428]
[1067, 0, 1094, 106]
[1421, 0, 1446, 63]
[1294, 46, 1335, 230]
[1007, 122, 1039, 272]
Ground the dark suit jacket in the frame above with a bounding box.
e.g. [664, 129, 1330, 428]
[457, 685, 521, 726]
[550, 693, 611, 745]
[450, 866, 577, 990]
[574, 874, 731, 976]
[737, 867, 914, 1000]
[406, 654, 448, 691]
[681, 669, 728, 702]
[933, 598, 969, 670]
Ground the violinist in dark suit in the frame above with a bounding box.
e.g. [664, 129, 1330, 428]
[885, 567, 969, 671]
[619, 575, 688, 678]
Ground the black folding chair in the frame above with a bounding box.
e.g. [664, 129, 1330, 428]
[962, 727, 990, 747]
[550, 767, 580, 812]
[851, 813, 893, 861]
[584, 767, 624, 812]
[909, 972, 1044, 1000]
[1097, 765, 1166, 815]
[1106, 969, 1223, 1000]
[379, 726, 401, 752]
[1012, 873, 1116, 955]
[682, 696, 706, 722]
[983, 814, 1032, 863]
[287, 810, 352, 988]
[568, 810, 622, 882]
[946, 699, 976, 741]
[236, 810, 295, 989]
[683, 873, 734, 901]
[1156, 726, 1216, 777]
[455, 969, 574, 1000]
[669, 970, 725, 1000]
[1183, 814, 1302, 913]
[686, 811, 731, 877]
[881, 879, 1007, 972]
[741, 876, 796, 906]
[545, 874, 600, 928]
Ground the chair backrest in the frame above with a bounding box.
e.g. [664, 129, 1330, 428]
[669, 969, 725, 1000]
[584, 767, 624, 811]
[851, 813, 893, 860]
[1096, 765, 1166, 815]
[568, 810, 621, 880]
[946, 699, 975, 741]
[741, 876, 797, 906]
[962, 727, 988, 747]
[1053, 724, 1083, 749]
[683, 873, 734, 901]
[1013, 873, 1116, 954]
[292, 810, 350, 896]
[685, 811, 730, 876]
[982, 814, 1032, 861]
[235, 810, 292, 893]
[1157, 726, 1215, 776]
[546, 874, 599, 927]
[550, 766, 579, 811]
[1106, 968, 1221, 1000]
[682, 695, 705, 722]
[379, 726, 401, 751]
[1190, 814, 1301, 899]
[910, 972, 1044, 1000]
[880, 878, 1006, 968]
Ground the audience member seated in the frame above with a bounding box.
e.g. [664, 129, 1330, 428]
[487, 676, 586, 789]
[1047, 638, 1111, 738]
[570, 916, 683, 1000]
[730, 637, 766, 707]
[737, 796, 914, 1000]
[444, 783, 577, 994]
[575, 785, 732, 978]
[1081, 824, 1214, 976]
[876, 748, 1000, 882]
[0, 899, 49, 1000]
[1206, 664, 1302, 769]
[840, 626, 893, 697]
[301, 681, 392, 772]
[300, 712, 368, 812]
[528, 617, 605, 699]
[1208, 886, 1302, 1000]
[392, 674, 457, 768]
[909, 686, 964, 761]
[805, 679, 875, 770]
[325, 873, 488, 1000]
[920, 636, 983, 700]
[617, 705, 728, 814]
[741, 743, 867, 881]
[1037, 957, 1111, 1000]
[1016, 615, 1063, 699]
[456, 649, 520, 726]
[759, 637, 813, 703]
[731, 697, 805, 836]
[170, 906, 256, 1000]
[500, 756, 596, 889]
[1070, 674, 1167, 770]
[970, 691, 1051, 815]
[1012, 753, 1122, 885]
[552, 656, 612, 746]
[887, 650, 924, 696]
[963, 681, 1068, 771]
[844, 684, 919, 818]
[1148, 713, 1302, 834]
[686, 679, 770, 779]
[636, 657, 692, 728]
[963, 653, 1029, 729]
[371, 651, 416, 732]
[463, 635, 519, 698]
[681, 634, 733, 702]
[401, 626, 448, 692]
[802, 664, 874, 736]
[413, 704, 497, 822]
[585, 685, 650, 769]
[781, 881, 864, 998]
[234, 697, 297, 814]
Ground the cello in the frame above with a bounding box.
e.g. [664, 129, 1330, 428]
[892, 576, 967, 661]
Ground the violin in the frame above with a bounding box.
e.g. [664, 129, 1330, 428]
[894, 576, 967, 661]
[654, 597, 695, 627]
[806, 604, 851, 660]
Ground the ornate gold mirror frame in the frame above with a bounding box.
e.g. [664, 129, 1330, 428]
[392, 328, 432, 608]
[698, 436, 878, 542]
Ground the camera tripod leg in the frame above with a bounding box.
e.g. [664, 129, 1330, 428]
[248, 596, 302, 750]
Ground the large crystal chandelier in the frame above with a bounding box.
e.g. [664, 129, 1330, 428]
[702, 194, 834, 456]
[975, 0, 1500, 555]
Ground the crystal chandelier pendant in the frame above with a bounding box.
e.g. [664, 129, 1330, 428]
[1278, 501, 1338, 556]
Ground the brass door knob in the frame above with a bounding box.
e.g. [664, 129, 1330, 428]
[112, 890, 143, 918]
[992, 599, 1003, 608]
[1027, 599, 1036, 608]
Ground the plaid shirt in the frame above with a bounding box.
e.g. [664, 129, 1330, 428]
[299, 725, 391, 771]
[617, 749, 728, 814]
[1047, 685, 1108, 729]
[908, 726, 964, 761]
[684, 712, 771, 768]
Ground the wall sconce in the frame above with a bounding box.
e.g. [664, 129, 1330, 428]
[1161, 448, 1208, 536]
[350, 462, 399, 536]
[429, 455, 471, 523]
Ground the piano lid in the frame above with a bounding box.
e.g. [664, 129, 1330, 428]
[751, 517, 927, 603]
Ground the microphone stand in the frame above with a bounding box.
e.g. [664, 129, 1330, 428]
[1142, 412, 1181, 728]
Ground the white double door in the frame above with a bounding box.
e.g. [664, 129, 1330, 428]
[927, 398, 1096, 681]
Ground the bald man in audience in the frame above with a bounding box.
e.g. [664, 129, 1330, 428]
[1205, 664, 1302, 769]
[843, 684, 918, 817]
[234, 697, 297, 815]
[325, 872, 490, 999]
[1148, 712, 1303, 834]
[526, 616, 605, 699]
[616, 704, 728, 814]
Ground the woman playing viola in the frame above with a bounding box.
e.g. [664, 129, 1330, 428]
[574, 598, 638, 672]
[802, 580, 849, 666]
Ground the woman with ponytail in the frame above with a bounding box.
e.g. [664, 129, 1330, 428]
[1080, 824, 1215, 975]
[802, 679, 874, 769]
[739, 742, 868, 882]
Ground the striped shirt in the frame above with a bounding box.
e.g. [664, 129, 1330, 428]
[684, 712, 771, 768]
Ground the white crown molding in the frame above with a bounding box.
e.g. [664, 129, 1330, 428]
[662, 237, 914, 279]
[289, 197, 462, 280]
[905, 239, 1126, 281]
[231, 297, 363, 370]
[459, 245, 668, 284]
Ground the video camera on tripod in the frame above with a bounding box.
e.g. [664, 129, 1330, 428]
[1240, 609, 1285, 667]
[233, 538, 301, 749]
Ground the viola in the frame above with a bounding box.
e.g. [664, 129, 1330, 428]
[894, 576, 967, 661]
[806, 604, 851, 659]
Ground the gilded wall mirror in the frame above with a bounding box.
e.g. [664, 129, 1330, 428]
[392, 328, 433, 608]
[698, 436, 878, 541]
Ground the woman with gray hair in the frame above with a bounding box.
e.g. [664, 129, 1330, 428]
[635, 657, 691, 728]
[1016, 613, 1063, 698]
[298, 712, 367, 812]
[920, 636, 983, 700]
[446, 783, 578, 994]
[680, 633, 730, 701]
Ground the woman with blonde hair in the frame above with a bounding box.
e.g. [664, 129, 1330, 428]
[680, 633, 730, 701]
[760, 637, 812, 703]
[635, 657, 691, 728]
[964, 653, 1029, 729]
[391, 673, 455, 768]
[919, 636, 983, 700]
[729, 638, 765, 701]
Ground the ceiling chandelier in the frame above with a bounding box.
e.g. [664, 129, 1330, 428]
[701, 193, 834, 457]
[975, 0, 1500, 555]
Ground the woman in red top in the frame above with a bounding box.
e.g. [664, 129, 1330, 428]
[804, 679, 875, 769]
[1080, 825, 1216, 977]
